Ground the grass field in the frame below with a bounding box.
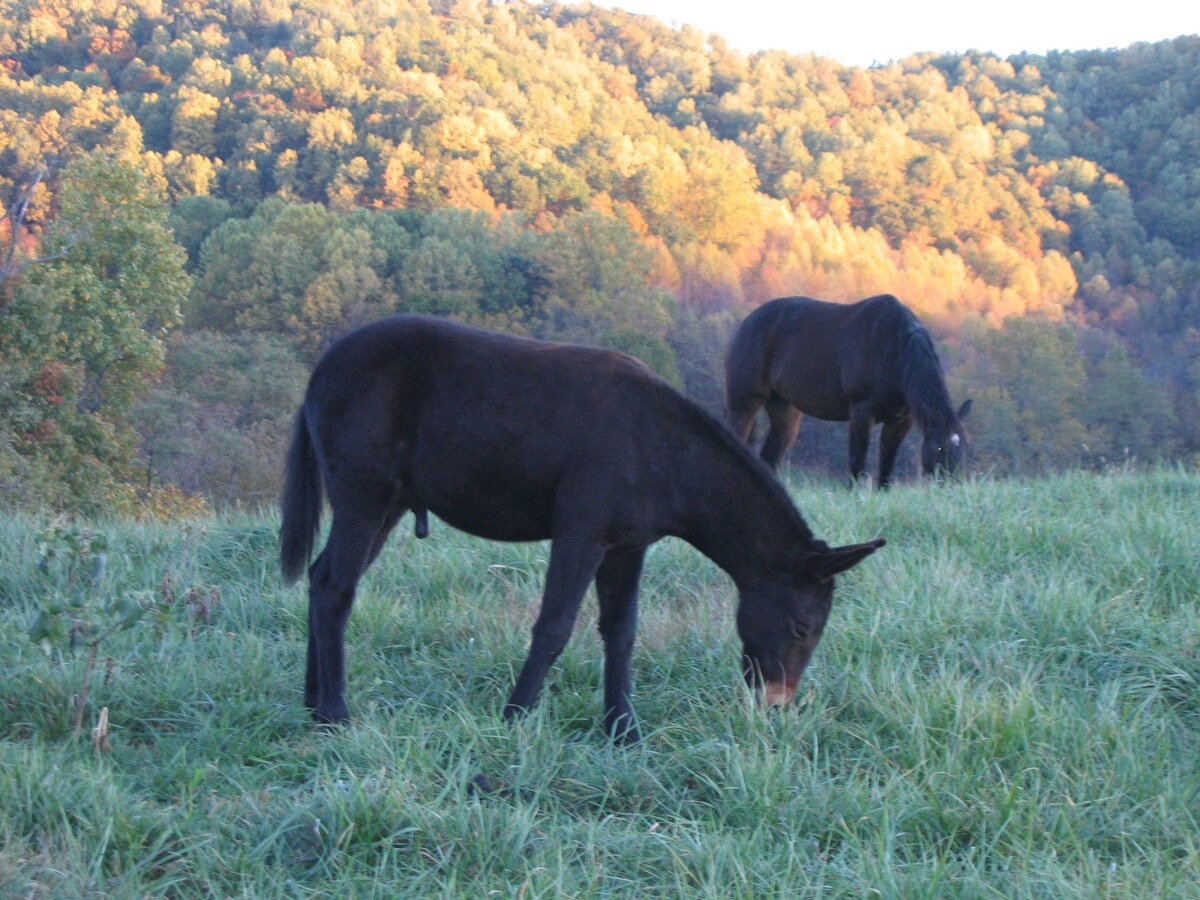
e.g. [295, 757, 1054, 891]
[1, 469, 1198, 897]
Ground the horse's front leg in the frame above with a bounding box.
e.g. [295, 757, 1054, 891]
[847, 404, 875, 485]
[504, 530, 606, 720]
[877, 415, 912, 488]
[595, 545, 648, 743]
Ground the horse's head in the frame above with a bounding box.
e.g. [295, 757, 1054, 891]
[920, 399, 972, 477]
[737, 539, 885, 706]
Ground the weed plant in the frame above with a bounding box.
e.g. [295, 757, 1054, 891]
[1, 469, 1197, 896]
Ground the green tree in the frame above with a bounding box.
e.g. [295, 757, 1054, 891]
[191, 199, 336, 338]
[391, 209, 546, 331]
[396, 232, 485, 319]
[167, 195, 234, 267]
[1077, 334, 1179, 466]
[192, 200, 408, 357]
[134, 332, 305, 506]
[0, 153, 189, 511]
[956, 317, 1089, 473]
[534, 210, 677, 343]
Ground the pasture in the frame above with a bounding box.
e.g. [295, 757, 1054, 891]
[1, 469, 1197, 897]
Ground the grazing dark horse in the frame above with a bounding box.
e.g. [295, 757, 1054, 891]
[280, 315, 884, 741]
[726, 295, 971, 487]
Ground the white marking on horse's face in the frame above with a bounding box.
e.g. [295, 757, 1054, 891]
[761, 680, 797, 707]
[950, 433, 961, 448]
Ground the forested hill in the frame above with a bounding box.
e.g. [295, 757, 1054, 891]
[1, 0, 1198, 511]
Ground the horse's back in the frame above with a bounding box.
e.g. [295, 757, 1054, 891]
[302, 315, 671, 541]
[728, 295, 912, 421]
[765, 294, 908, 338]
[307, 315, 651, 437]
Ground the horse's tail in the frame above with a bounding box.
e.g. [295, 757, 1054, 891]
[280, 405, 322, 585]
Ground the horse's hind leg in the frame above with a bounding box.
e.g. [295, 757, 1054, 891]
[726, 392, 764, 445]
[760, 396, 802, 469]
[305, 501, 405, 723]
[595, 545, 647, 742]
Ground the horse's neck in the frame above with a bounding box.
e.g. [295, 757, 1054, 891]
[664, 428, 805, 584]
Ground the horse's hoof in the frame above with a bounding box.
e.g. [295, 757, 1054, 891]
[312, 706, 350, 726]
[605, 715, 641, 745]
[468, 773, 511, 797]
[501, 702, 529, 721]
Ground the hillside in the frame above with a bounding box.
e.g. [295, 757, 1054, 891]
[1, 0, 1197, 509]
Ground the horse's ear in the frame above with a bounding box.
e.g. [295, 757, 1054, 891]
[958, 399, 972, 419]
[806, 538, 886, 583]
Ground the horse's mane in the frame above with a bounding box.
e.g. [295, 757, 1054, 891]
[885, 303, 956, 428]
[655, 379, 820, 546]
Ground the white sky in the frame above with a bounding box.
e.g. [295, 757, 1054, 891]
[597, 1, 1198, 68]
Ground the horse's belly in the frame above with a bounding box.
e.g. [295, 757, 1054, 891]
[428, 494, 555, 543]
[412, 457, 559, 543]
[771, 357, 849, 421]
[402, 383, 636, 544]
[797, 398, 850, 422]
[777, 387, 849, 422]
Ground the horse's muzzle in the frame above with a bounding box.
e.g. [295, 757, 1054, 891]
[759, 680, 797, 706]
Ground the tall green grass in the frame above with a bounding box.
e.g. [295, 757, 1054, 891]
[1, 470, 1197, 896]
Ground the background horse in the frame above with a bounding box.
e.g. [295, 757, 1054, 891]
[726, 295, 971, 487]
[280, 315, 883, 742]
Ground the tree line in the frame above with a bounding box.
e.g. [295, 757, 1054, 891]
[0, 0, 1196, 512]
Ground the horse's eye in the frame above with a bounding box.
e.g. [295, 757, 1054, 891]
[790, 621, 809, 641]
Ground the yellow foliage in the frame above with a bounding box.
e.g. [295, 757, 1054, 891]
[135, 484, 212, 521]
